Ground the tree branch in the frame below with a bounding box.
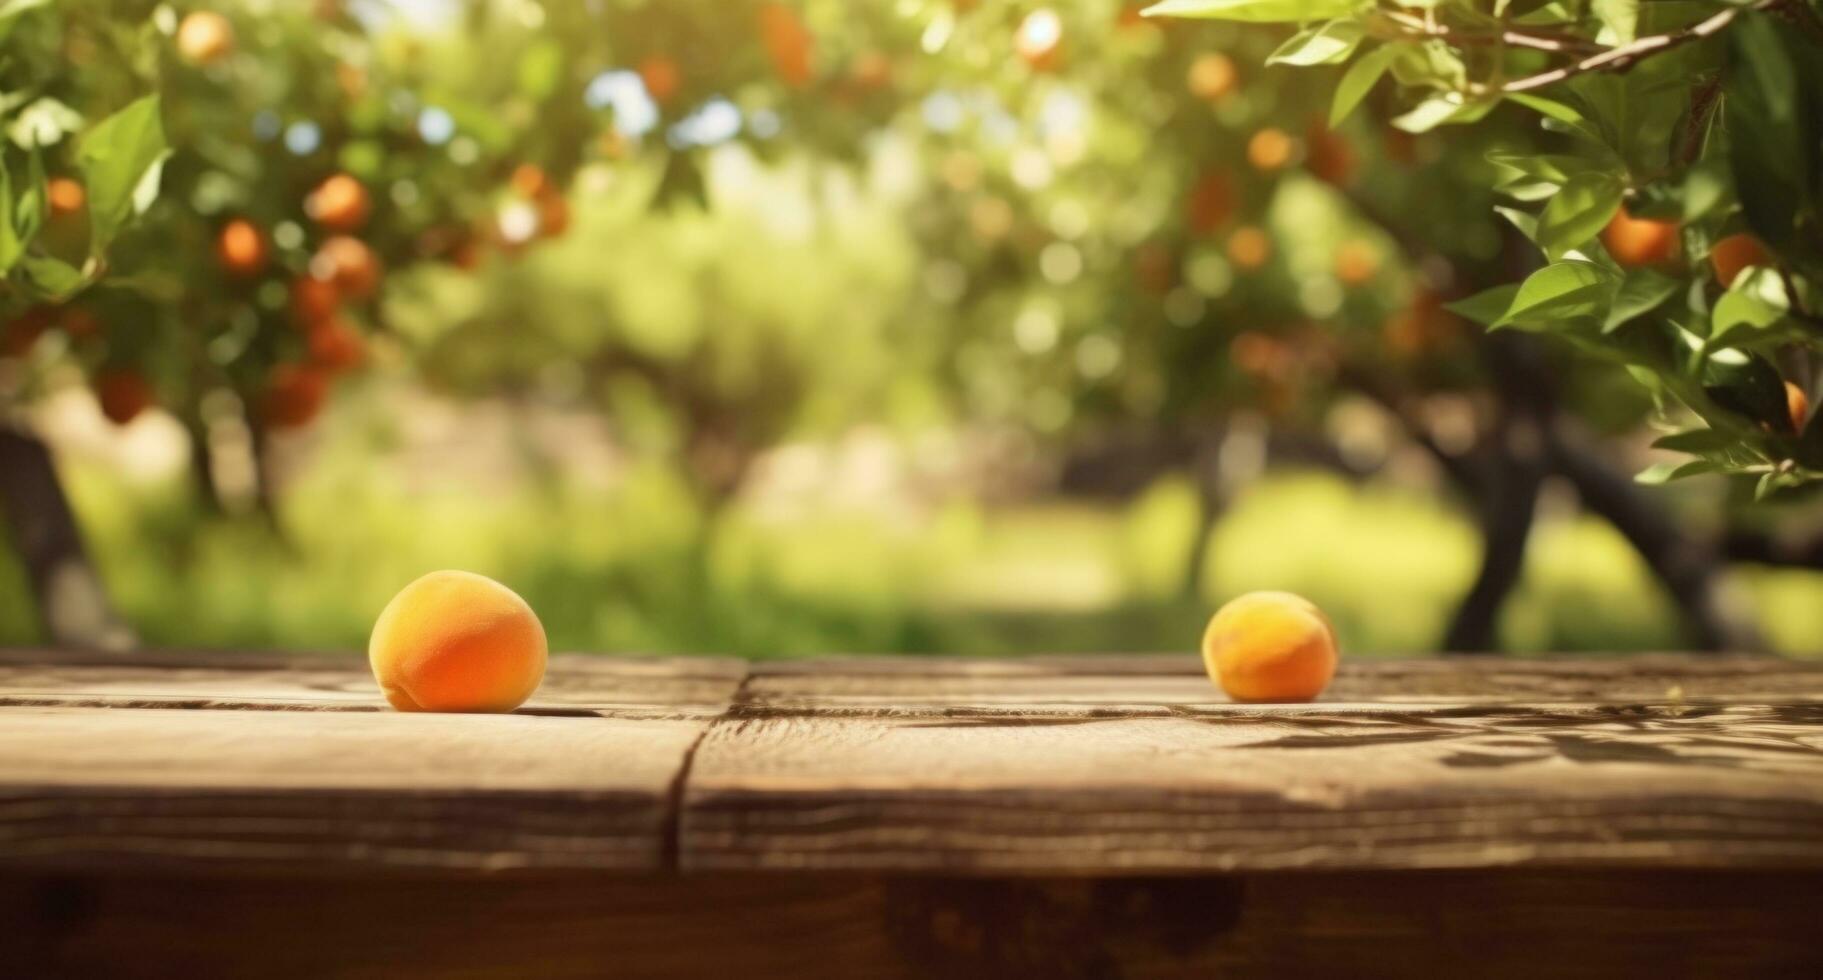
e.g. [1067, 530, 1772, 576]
[1502, 1, 1779, 94]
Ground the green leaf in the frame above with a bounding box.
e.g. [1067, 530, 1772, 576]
[1494, 205, 1539, 242]
[1495, 261, 1616, 328]
[1710, 286, 1786, 345]
[1635, 459, 1718, 485]
[1505, 92, 1603, 143]
[7, 98, 83, 149]
[77, 96, 169, 253]
[1143, 0, 1362, 23]
[1536, 172, 1622, 260]
[1603, 267, 1678, 332]
[0, 155, 16, 272]
[1725, 13, 1814, 261]
[1590, 0, 1638, 45]
[1650, 428, 1734, 454]
[1328, 44, 1400, 127]
[19, 254, 84, 299]
[1444, 284, 1520, 326]
[1392, 95, 1493, 134]
[1267, 20, 1364, 66]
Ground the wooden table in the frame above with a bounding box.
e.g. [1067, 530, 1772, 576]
[3, 650, 1822, 977]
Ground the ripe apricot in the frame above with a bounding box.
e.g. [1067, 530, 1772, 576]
[369, 570, 547, 713]
[638, 55, 681, 105]
[1786, 380, 1811, 434]
[307, 173, 371, 232]
[1247, 128, 1294, 172]
[216, 219, 267, 277]
[291, 275, 340, 324]
[1186, 172, 1234, 236]
[1602, 210, 1676, 268]
[1202, 591, 1338, 702]
[759, 3, 814, 88]
[537, 194, 570, 238]
[1333, 239, 1378, 286]
[510, 164, 551, 201]
[1015, 8, 1063, 70]
[47, 178, 85, 217]
[2, 306, 53, 358]
[176, 11, 234, 65]
[1305, 121, 1355, 186]
[313, 235, 381, 300]
[307, 319, 365, 372]
[261, 363, 330, 428]
[1226, 225, 1271, 270]
[95, 370, 154, 426]
[1711, 233, 1771, 289]
[1186, 53, 1236, 102]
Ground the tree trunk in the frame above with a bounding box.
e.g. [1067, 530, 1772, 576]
[1443, 417, 1548, 654]
[0, 427, 136, 651]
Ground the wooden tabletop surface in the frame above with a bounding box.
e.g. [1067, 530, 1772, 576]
[2, 649, 1821, 876]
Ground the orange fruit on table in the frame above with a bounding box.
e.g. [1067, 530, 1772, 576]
[313, 235, 381, 300]
[759, 3, 815, 88]
[1602, 210, 1677, 268]
[307, 173, 372, 232]
[1711, 233, 1772, 289]
[47, 178, 85, 217]
[261, 363, 330, 429]
[1202, 591, 1338, 702]
[1186, 53, 1236, 102]
[216, 219, 268, 277]
[369, 570, 548, 713]
[1786, 380, 1811, 434]
[95, 370, 155, 426]
[176, 11, 234, 65]
[638, 55, 681, 105]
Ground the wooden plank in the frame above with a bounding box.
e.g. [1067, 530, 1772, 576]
[0, 656, 747, 873]
[0, 651, 745, 719]
[5, 869, 1821, 978]
[683, 658, 1823, 873]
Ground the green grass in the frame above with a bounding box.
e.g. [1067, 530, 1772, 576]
[2, 460, 1818, 658]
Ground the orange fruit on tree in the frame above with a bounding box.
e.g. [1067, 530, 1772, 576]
[216, 218, 268, 277]
[2, 306, 53, 357]
[638, 55, 682, 105]
[290, 275, 340, 324]
[261, 363, 330, 429]
[1186, 171, 1235, 236]
[759, 3, 815, 88]
[850, 50, 893, 91]
[1247, 128, 1294, 172]
[1202, 591, 1338, 702]
[176, 11, 234, 66]
[47, 178, 85, 217]
[1602, 209, 1677, 268]
[537, 194, 570, 239]
[1711, 233, 1772, 289]
[1305, 121, 1356, 186]
[510, 163, 551, 200]
[1133, 242, 1176, 296]
[313, 235, 381, 300]
[1227, 225, 1272, 270]
[1186, 53, 1236, 102]
[1014, 8, 1063, 70]
[95, 370, 155, 426]
[1333, 239, 1378, 286]
[307, 319, 366, 373]
[59, 306, 100, 340]
[1786, 380, 1811, 434]
[369, 570, 547, 713]
[307, 173, 372, 232]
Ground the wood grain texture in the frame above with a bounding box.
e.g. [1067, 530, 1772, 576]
[6, 869, 1821, 979]
[0, 654, 747, 873]
[0, 650, 745, 718]
[683, 657, 1823, 873]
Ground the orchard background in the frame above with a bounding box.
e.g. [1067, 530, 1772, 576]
[0, 0, 1819, 657]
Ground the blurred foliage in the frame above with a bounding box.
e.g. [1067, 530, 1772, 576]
[0, 0, 1818, 654]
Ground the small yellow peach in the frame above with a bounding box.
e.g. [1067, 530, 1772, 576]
[369, 570, 547, 713]
[1202, 591, 1338, 702]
